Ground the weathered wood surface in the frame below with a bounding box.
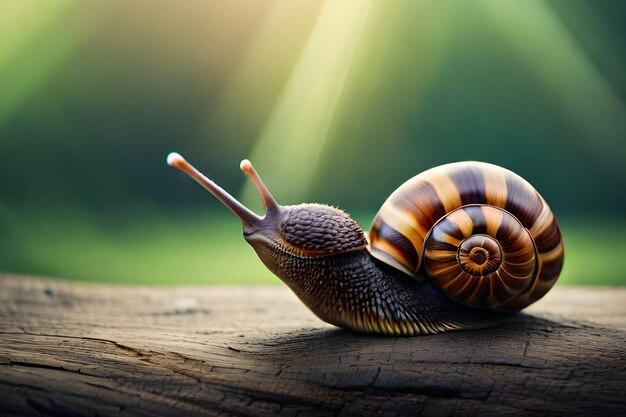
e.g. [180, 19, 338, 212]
[1, 273, 625, 417]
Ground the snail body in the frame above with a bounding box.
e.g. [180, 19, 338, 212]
[167, 154, 564, 335]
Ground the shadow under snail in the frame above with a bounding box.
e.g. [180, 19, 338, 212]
[167, 153, 564, 336]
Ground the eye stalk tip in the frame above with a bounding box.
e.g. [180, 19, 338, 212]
[240, 159, 253, 174]
[167, 152, 185, 169]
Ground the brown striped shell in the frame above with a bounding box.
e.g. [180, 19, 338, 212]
[368, 162, 564, 310]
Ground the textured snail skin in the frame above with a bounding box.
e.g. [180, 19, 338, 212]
[245, 204, 505, 335]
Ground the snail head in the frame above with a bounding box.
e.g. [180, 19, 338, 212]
[167, 153, 367, 278]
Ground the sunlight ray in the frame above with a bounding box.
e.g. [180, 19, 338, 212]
[241, 0, 375, 209]
[210, 0, 323, 151]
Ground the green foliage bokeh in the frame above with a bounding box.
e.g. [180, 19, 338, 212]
[0, 0, 624, 284]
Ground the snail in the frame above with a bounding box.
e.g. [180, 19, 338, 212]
[167, 153, 564, 335]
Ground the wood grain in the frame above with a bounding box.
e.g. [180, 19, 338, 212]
[1, 273, 625, 417]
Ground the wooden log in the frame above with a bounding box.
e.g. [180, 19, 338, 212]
[1, 273, 625, 417]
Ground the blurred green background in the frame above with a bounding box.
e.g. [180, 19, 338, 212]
[0, 0, 624, 285]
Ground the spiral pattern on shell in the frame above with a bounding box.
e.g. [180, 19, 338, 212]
[368, 162, 564, 310]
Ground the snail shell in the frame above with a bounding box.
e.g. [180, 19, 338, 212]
[369, 162, 564, 310]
